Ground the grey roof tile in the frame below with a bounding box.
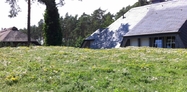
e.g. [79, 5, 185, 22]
[125, 0, 187, 36]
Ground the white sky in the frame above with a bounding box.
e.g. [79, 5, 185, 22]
[0, 0, 137, 29]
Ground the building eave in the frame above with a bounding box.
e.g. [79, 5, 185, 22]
[123, 32, 179, 38]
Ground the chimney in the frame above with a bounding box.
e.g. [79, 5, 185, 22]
[12, 27, 18, 31]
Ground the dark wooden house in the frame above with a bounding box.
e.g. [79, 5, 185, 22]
[0, 27, 40, 47]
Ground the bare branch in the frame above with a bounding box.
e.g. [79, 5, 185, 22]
[6, 0, 21, 17]
[6, 0, 82, 17]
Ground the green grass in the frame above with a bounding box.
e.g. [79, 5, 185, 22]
[0, 46, 187, 92]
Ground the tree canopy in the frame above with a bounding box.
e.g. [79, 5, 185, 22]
[6, 0, 64, 17]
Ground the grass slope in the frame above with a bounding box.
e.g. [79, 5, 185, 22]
[0, 46, 187, 92]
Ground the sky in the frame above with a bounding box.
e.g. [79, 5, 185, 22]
[0, 0, 138, 29]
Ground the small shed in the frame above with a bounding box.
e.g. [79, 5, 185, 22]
[0, 27, 40, 47]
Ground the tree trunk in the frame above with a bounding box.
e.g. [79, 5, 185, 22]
[27, 0, 31, 46]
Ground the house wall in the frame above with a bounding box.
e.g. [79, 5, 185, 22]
[179, 20, 187, 48]
[80, 41, 87, 48]
[141, 38, 149, 46]
[175, 35, 185, 48]
[130, 38, 138, 46]
[0, 42, 40, 47]
[80, 40, 93, 48]
[121, 33, 185, 48]
[128, 37, 150, 47]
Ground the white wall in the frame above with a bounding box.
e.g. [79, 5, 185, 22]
[130, 38, 138, 46]
[141, 38, 149, 46]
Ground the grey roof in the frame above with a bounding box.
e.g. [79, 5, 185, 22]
[84, 0, 187, 49]
[86, 24, 129, 49]
[125, 0, 187, 36]
[0, 27, 38, 42]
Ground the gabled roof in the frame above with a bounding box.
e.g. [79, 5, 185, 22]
[125, 0, 187, 36]
[84, 0, 187, 49]
[0, 27, 38, 42]
[84, 2, 152, 49]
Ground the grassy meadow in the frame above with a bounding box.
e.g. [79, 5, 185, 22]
[0, 46, 187, 92]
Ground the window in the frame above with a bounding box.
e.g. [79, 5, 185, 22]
[166, 37, 175, 48]
[154, 38, 163, 48]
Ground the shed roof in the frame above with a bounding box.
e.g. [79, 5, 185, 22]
[0, 27, 38, 42]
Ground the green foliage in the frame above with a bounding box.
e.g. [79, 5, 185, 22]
[102, 12, 114, 27]
[138, 0, 149, 6]
[61, 8, 115, 47]
[19, 20, 44, 45]
[1, 46, 187, 91]
[43, 1, 62, 46]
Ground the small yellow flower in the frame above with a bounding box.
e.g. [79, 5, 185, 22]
[5, 75, 18, 85]
[10, 76, 18, 82]
[11, 77, 17, 81]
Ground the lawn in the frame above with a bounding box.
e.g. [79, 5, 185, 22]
[0, 46, 187, 92]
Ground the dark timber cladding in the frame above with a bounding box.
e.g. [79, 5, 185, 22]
[80, 39, 94, 48]
[179, 20, 187, 48]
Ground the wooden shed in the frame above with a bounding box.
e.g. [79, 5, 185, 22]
[0, 27, 40, 47]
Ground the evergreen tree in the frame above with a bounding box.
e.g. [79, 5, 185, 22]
[37, 19, 44, 44]
[61, 13, 78, 46]
[42, 0, 62, 45]
[139, 0, 148, 6]
[102, 12, 114, 27]
[90, 8, 106, 31]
